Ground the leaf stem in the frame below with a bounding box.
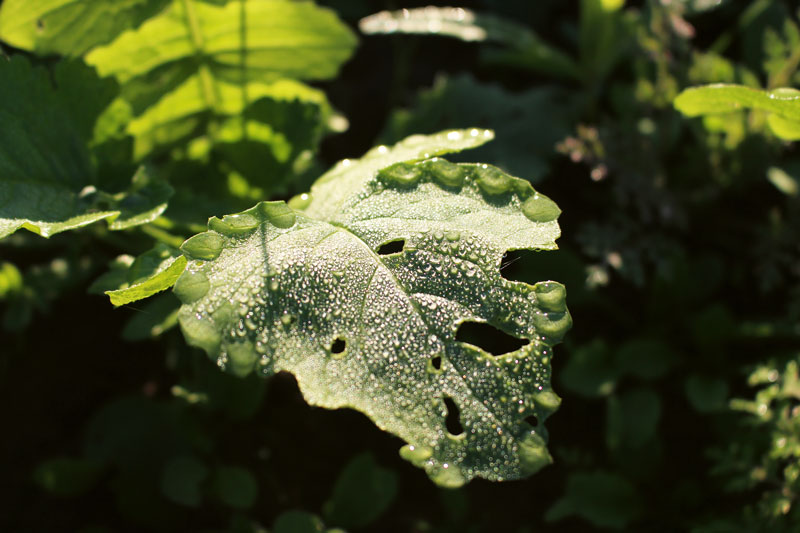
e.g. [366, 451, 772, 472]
[141, 224, 186, 249]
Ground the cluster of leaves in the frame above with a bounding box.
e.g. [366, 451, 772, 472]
[361, 0, 800, 530]
[1, 0, 570, 531]
[3, 0, 800, 532]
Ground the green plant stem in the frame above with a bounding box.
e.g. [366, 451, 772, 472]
[140, 224, 186, 249]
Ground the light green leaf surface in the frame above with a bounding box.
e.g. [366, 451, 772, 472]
[106, 245, 187, 307]
[766, 113, 800, 140]
[86, 0, 357, 86]
[125, 74, 333, 160]
[0, 0, 168, 57]
[174, 130, 570, 487]
[0, 261, 24, 299]
[0, 57, 172, 239]
[80, 0, 355, 175]
[675, 84, 800, 140]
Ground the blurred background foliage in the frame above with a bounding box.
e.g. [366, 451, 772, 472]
[2, 0, 800, 531]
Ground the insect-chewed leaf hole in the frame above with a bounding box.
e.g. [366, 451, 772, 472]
[456, 321, 529, 356]
[524, 415, 539, 427]
[431, 356, 442, 370]
[376, 239, 405, 255]
[330, 337, 346, 354]
[443, 396, 464, 436]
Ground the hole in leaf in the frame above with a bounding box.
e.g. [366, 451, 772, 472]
[376, 239, 405, 255]
[500, 249, 577, 285]
[330, 337, 346, 354]
[36, 19, 45, 31]
[455, 321, 529, 356]
[524, 415, 539, 427]
[443, 396, 464, 436]
[431, 356, 442, 370]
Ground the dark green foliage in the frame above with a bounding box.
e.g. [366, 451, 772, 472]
[3, 0, 800, 531]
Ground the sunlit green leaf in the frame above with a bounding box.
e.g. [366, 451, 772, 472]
[124, 75, 333, 161]
[77, 0, 356, 177]
[0, 261, 23, 299]
[675, 84, 800, 140]
[0, 57, 172, 239]
[766, 113, 800, 140]
[0, 0, 169, 56]
[86, 0, 356, 87]
[174, 130, 570, 487]
[106, 246, 187, 307]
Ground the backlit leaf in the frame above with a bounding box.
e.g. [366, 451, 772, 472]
[0, 0, 168, 57]
[106, 248, 187, 307]
[173, 130, 570, 487]
[0, 57, 171, 239]
[675, 84, 800, 141]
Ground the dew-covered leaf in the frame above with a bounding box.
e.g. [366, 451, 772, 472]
[174, 130, 570, 487]
[0, 0, 169, 57]
[0, 57, 172, 239]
